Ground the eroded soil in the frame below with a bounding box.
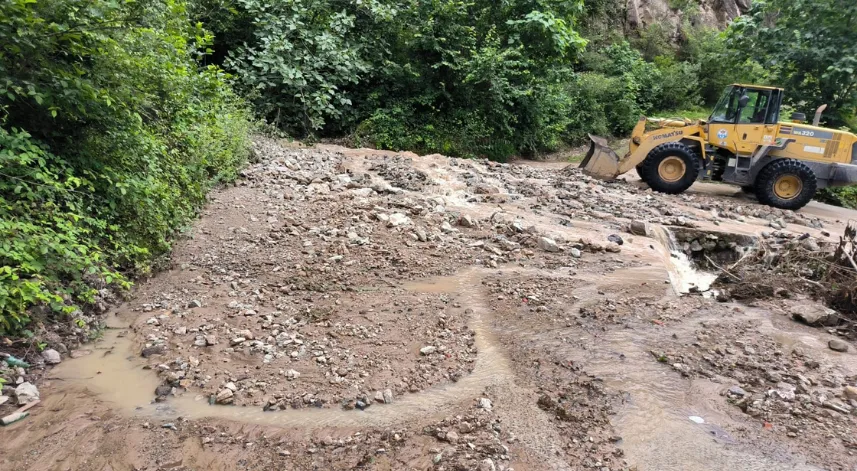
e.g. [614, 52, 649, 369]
[3, 138, 857, 471]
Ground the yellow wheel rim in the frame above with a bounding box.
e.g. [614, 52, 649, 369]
[658, 156, 686, 183]
[773, 175, 802, 200]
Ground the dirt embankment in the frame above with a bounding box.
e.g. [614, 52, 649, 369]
[2, 137, 857, 471]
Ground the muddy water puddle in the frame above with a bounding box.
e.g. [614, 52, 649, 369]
[53, 269, 512, 429]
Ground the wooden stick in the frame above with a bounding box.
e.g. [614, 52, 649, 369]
[15, 399, 40, 414]
[705, 255, 741, 281]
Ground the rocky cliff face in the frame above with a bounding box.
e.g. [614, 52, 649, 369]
[627, 0, 752, 29]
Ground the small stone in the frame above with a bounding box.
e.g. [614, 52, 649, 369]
[629, 221, 649, 236]
[215, 388, 234, 404]
[141, 345, 165, 358]
[843, 386, 857, 401]
[445, 430, 460, 443]
[0, 396, 9, 406]
[829, 339, 849, 352]
[162, 422, 177, 430]
[420, 346, 437, 355]
[285, 369, 301, 380]
[728, 385, 747, 397]
[189, 300, 202, 308]
[355, 400, 369, 410]
[41, 349, 61, 364]
[537, 237, 560, 253]
[570, 247, 581, 258]
[800, 237, 820, 251]
[771, 382, 796, 402]
[387, 213, 412, 227]
[478, 397, 493, 411]
[382, 389, 393, 404]
[473, 184, 499, 194]
[204, 335, 218, 346]
[374, 391, 385, 403]
[155, 385, 172, 397]
[235, 329, 254, 340]
[458, 214, 475, 227]
[607, 234, 624, 245]
[479, 458, 496, 471]
[14, 382, 39, 405]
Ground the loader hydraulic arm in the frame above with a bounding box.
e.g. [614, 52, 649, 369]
[580, 116, 703, 180]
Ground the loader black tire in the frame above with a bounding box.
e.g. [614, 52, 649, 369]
[639, 142, 701, 194]
[755, 159, 817, 210]
[636, 163, 648, 183]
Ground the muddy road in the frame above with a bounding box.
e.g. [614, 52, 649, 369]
[2, 139, 857, 471]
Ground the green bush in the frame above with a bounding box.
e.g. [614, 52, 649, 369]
[582, 41, 701, 123]
[632, 22, 675, 62]
[725, 0, 857, 127]
[817, 187, 857, 209]
[0, 0, 252, 334]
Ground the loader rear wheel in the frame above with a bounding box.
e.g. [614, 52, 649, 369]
[755, 159, 817, 210]
[639, 142, 701, 194]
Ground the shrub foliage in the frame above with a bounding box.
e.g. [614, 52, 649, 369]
[0, 0, 252, 333]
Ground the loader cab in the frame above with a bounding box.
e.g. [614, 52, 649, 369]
[708, 84, 784, 155]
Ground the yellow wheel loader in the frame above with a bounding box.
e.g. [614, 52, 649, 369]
[580, 84, 857, 210]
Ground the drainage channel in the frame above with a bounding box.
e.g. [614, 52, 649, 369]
[647, 223, 757, 295]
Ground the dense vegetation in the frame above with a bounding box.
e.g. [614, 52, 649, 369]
[0, 0, 252, 333]
[1, 0, 856, 333]
[197, 0, 726, 158]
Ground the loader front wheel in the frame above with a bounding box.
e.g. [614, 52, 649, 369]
[636, 163, 648, 183]
[639, 142, 700, 194]
[755, 159, 817, 210]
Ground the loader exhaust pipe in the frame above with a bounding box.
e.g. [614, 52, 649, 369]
[813, 104, 827, 127]
[579, 134, 622, 180]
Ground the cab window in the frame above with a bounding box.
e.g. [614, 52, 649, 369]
[709, 86, 741, 123]
[738, 89, 772, 124]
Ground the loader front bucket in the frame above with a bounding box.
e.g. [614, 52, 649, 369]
[579, 134, 621, 180]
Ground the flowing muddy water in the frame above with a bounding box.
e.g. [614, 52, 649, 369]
[510, 267, 824, 470]
[572, 313, 822, 471]
[47, 234, 822, 469]
[51, 269, 513, 428]
[649, 225, 718, 294]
